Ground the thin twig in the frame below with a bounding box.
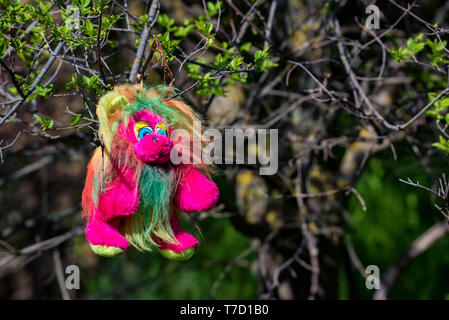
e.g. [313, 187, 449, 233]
[129, 0, 160, 83]
[373, 222, 449, 300]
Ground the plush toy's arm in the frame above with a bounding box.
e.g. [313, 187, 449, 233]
[174, 167, 219, 212]
[96, 167, 140, 221]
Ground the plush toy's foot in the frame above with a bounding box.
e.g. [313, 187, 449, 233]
[86, 217, 129, 257]
[89, 244, 124, 258]
[155, 214, 199, 261]
[158, 246, 196, 261]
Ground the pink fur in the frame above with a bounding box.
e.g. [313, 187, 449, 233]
[134, 110, 164, 128]
[134, 133, 173, 163]
[119, 110, 165, 144]
[155, 214, 199, 252]
[85, 167, 139, 249]
[97, 167, 140, 220]
[175, 167, 219, 212]
[118, 110, 173, 164]
[86, 215, 129, 249]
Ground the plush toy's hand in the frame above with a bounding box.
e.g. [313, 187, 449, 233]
[96, 167, 140, 221]
[174, 167, 219, 212]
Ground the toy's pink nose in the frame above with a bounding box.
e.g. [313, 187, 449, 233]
[134, 133, 173, 164]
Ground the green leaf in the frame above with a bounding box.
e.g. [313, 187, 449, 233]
[84, 19, 94, 36]
[389, 47, 410, 63]
[81, 0, 90, 9]
[157, 14, 175, 29]
[444, 113, 449, 125]
[432, 136, 449, 153]
[0, 39, 7, 58]
[39, 2, 50, 13]
[173, 25, 194, 37]
[71, 113, 83, 126]
[33, 114, 43, 124]
[254, 46, 278, 72]
[406, 33, 425, 55]
[206, 1, 221, 17]
[240, 42, 251, 52]
[36, 84, 53, 99]
[33, 114, 54, 131]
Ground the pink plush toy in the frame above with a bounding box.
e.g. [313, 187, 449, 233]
[81, 85, 219, 260]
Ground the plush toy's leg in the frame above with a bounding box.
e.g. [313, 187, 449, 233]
[156, 213, 199, 261]
[85, 216, 129, 258]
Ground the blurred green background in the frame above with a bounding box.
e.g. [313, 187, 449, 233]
[343, 155, 449, 300]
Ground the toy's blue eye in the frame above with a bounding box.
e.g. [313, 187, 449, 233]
[155, 122, 169, 137]
[138, 127, 153, 140]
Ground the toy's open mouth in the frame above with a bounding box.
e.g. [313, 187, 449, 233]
[144, 159, 170, 166]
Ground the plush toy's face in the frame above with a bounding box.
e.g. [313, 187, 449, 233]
[119, 109, 173, 164]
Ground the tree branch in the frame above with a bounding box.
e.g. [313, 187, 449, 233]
[373, 222, 449, 300]
[129, 0, 160, 83]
